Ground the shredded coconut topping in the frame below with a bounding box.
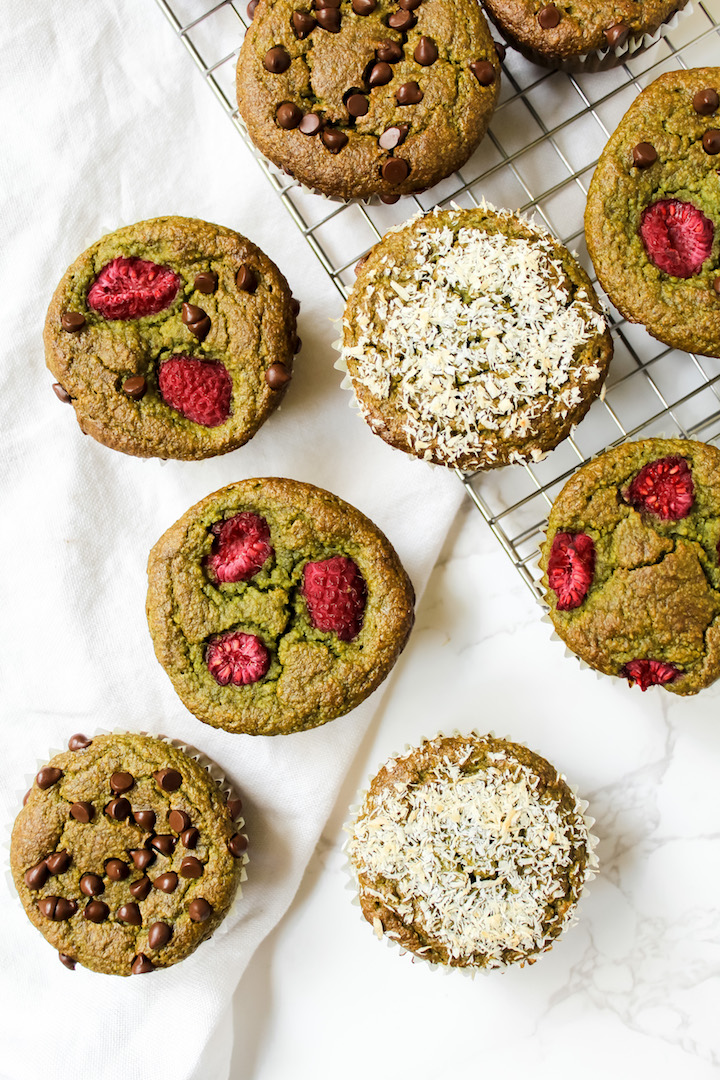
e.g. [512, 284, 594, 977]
[348, 739, 597, 968]
[342, 212, 606, 466]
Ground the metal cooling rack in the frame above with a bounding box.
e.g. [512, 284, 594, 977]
[155, 0, 720, 599]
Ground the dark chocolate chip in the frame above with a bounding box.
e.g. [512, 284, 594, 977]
[150, 834, 176, 857]
[321, 128, 349, 152]
[129, 877, 152, 901]
[247, 0, 259, 17]
[70, 801, 94, 823]
[316, 6, 341, 30]
[84, 900, 109, 923]
[632, 142, 657, 168]
[292, 11, 316, 37]
[130, 849, 154, 871]
[133, 810, 156, 831]
[603, 22, 629, 46]
[277, 102, 303, 129]
[693, 88, 719, 115]
[376, 41, 402, 63]
[153, 769, 182, 792]
[179, 857, 203, 879]
[235, 266, 258, 294]
[379, 194, 401, 204]
[105, 859, 130, 881]
[494, 40, 506, 61]
[469, 60, 496, 86]
[228, 833, 249, 858]
[227, 797, 243, 819]
[46, 850, 71, 875]
[80, 873, 104, 897]
[703, 129, 720, 154]
[188, 898, 213, 922]
[347, 93, 369, 117]
[38, 897, 58, 919]
[388, 9, 415, 29]
[264, 46, 291, 73]
[168, 809, 191, 833]
[182, 303, 211, 341]
[106, 797, 132, 821]
[123, 375, 146, 400]
[396, 81, 422, 105]
[109, 771, 134, 794]
[414, 36, 438, 66]
[290, 298, 300, 316]
[381, 157, 411, 184]
[352, 0, 376, 11]
[299, 113, 323, 135]
[52, 383, 72, 403]
[378, 124, 408, 150]
[194, 271, 218, 294]
[265, 362, 292, 389]
[368, 61, 393, 88]
[68, 734, 91, 751]
[36, 767, 63, 790]
[25, 861, 49, 890]
[148, 922, 173, 950]
[131, 953, 154, 975]
[61, 312, 86, 333]
[153, 872, 179, 893]
[59, 953, 76, 971]
[38, 897, 77, 921]
[117, 903, 142, 925]
[537, 4, 561, 28]
[181, 827, 200, 849]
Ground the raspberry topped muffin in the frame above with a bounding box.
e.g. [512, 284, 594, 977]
[540, 438, 720, 695]
[146, 478, 415, 735]
[45, 217, 300, 459]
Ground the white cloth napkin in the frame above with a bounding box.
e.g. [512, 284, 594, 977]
[0, 4, 463, 1078]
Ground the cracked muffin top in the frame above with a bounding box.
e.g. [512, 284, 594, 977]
[146, 477, 415, 735]
[10, 732, 247, 976]
[585, 68, 720, 358]
[540, 437, 720, 695]
[44, 216, 300, 460]
[346, 733, 598, 969]
[236, 0, 500, 201]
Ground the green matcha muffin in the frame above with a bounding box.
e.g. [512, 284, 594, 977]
[540, 438, 720, 694]
[45, 216, 300, 459]
[236, 0, 500, 201]
[346, 733, 598, 969]
[10, 732, 247, 976]
[146, 478, 415, 735]
[341, 206, 612, 470]
[586, 68, 720, 358]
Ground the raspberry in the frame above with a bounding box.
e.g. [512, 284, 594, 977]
[87, 257, 180, 319]
[206, 631, 269, 686]
[625, 455, 694, 520]
[302, 555, 367, 641]
[206, 513, 273, 583]
[620, 659, 681, 691]
[158, 357, 232, 427]
[639, 200, 714, 279]
[547, 532, 595, 611]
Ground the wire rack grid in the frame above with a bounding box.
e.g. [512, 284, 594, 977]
[156, 0, 720, 600]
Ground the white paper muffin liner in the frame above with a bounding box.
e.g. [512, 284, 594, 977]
[342, 729, 599, 979]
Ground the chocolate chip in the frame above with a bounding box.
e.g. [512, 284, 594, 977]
[153, 769, 182, 792]
[235, 266, 258, 294]
[129, 877, 152, 900]
[179, 856, 203, 879]
[181, 827, 200, 849]
[68, 734, 91, 751]
[106, 859, 130, 881]
[194, 271, 218, 294]
[131, 953, 154, 975]
[70, 801, 93, 823]
[228, 833, 249, 857]
[61, 312, 86, 333]
[277, 102, 303, 130]
[168, 809, 191, 833]
[83, 900, 109, 923]
[123, 375, 146, 400]
[36, 767, 63, 790]
[537, 4, 561, 28]
[346, 93, 369, 117]
[368, 61, 393, 88]
[130, 849, 154, 871]
[148, 922, 173, 949]
[150, 834, 176, 857]
[25, 861, 49, 890]
[80, 873, 104, 897]
[52, 383, 72, 403]
[38, 897, 77, 921]
[378, 124, 408, 150]
[23, 789, 31, 806]
[264, 46, 291, 73]
[703, 129, 720, 154]
[293, 335, 302, 354]
[396, 82, 422, 105]
[247, 0, 259, 17]
[494, 40, 507, 62]
[414, 37, 438, 66]
[321, 128, 349, 153]
[265, 362, 292, 389]
[292, 11, 316, 37]
[693, 88, 719, 115]
[59, 954, 76, 970]
[188, 898, 213, 922]
[469, 60, 496, 86]
[117, 903, 142, 925]
[353, 0, 376, 10]
[299, 113, 322, 135]
[315, 0, 340, 8]
[376, 41, 403, 63]
[290, 297, 300, 316]
[387, 9, 415, 29]
[153, 872, 178, 893]
[46, 851, 71, 875]
[109, 771, 134, 793]
[379, 194, 401, 204]
[182, 302, 211, 341]
[227, 797, 243, 819]
[133, 810, 156, 831]
[714, 277, 720, 295]
[604, 22, 629, 46]
[105, 797, 132, 821]
[316, 6, 341, 30]
[632, 142, 657, 168]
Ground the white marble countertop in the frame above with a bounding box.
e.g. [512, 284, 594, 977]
[230, 491, 720, 1080]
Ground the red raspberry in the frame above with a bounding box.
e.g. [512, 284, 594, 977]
[158, 357, 232, 427]
[301, 555, 367, 641]
[547, 532, 595, 611]
[206, 513, 273, 583]
[620, 659, 680, 691]
[206, 631, 269, 686]
[625, 455, 694, 520]
[639, 200, 714, 279]
[87, 257, 180, 319]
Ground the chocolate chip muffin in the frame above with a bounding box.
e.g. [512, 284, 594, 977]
[45, 216, 300, 460]
[146, 478, 415, 735]
[483, 0, 688, 71]
[10, 733, 247, 975]
[586, 69, 720, 358]
[236, 0, 500, 201]
[346, 733, 598, 969]
[540, 438, 720, 695]
[341, 206, 612, 470]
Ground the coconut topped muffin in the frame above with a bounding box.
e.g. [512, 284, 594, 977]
[347, 733, 598, 969]
[341, 206, 612, 470]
